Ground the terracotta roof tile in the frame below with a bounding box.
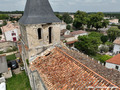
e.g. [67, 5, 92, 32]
[106, 54, 120, 65]
[70, 30, 87, 35]
[113, 38, 120, 45]
[31, 47, 119, 89]
[66, 41, 77, 44]
[63, 35, 73, 38]
[60, 47, 120, 87]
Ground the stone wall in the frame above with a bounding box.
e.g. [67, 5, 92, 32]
[25, 23, 61, 60]
[0, 41, 16, 51]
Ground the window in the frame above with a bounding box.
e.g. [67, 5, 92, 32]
[38, 28, 42, 39]
[115, 66, 119, 70]
[48, 27, 52, 44]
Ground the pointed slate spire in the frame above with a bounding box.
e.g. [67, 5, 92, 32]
[19, 0, 61, 25]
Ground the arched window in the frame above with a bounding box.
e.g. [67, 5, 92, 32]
[37, 28, 42, 39]
[48, 27, 52, 44]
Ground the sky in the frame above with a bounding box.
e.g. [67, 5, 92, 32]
[0, 0, 120, 12]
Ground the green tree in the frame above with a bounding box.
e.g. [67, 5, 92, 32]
[88, 32, 103, 39]
[56, 14, 63, 20]
[66, 24, 71, 30]
[105, 41, 113, 51]
[73, 11, 88, 29]
[0, 14, 9, 20]
[107, 27, 120, 42]
[101, 35, 108, 44]
[88, 12, 109, 30]
[62, 13, 73, 24]
[98, 45, 109, 53]
[74, 36, 102, 55]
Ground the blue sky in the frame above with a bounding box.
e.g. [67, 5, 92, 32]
[0, 0, 120, 12]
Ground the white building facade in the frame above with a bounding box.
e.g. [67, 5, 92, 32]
[4, 29, 19, 42]
[106, 62, 120, 71]
[113, 38, 120, 54]
[106, 54, 120, 72]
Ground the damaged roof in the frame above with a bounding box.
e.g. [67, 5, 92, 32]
[31, 47, 120, 89]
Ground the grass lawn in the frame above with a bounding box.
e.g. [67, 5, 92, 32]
[6, 54, 16, 61]
[6, 71, 31, 90]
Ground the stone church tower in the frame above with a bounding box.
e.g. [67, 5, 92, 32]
[19, 0, 61, 71]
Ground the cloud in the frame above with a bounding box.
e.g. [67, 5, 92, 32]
[0, 0, 119, 12]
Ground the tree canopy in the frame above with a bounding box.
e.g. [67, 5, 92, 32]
[73, 11, 109, 30]
[87, 12, 109, 30]
[0, 14, 9, 20]
[74, 35, 102, 55]
[73, 11, 88, 29]
[107, 27, 120, 42]
[62, 13, 73, 24]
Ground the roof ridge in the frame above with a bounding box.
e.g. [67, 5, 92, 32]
[55, 47, 120, 88]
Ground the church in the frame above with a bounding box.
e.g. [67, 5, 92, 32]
[18, 0, 120, 89]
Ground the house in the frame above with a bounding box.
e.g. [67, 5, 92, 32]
[1, 22, 20, 42]
[60, 21, 66, 30]
[109, 19, 119, 24]
[60, 29, 70, 36]
[64, 30, 88, 47]
[8, 14, 22, 19]
[70, 30, 88, 39]
[113, 38, 120, 54]
[18, 0, 120, 89]
[106, 54, 120, 71]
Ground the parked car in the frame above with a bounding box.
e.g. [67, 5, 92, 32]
[8, 60, 19, 70]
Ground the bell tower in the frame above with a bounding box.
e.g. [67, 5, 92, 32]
[19, 0, 61, 63]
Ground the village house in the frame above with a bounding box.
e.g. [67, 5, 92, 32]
[113, 38, 120, 54]
[109, 19, 119, 24]
[60, 21, 66, 30]
[18, 0, 120, 89]
[1, 21, 20, 42]
[60, 29, 70, 36]
[106, 54, 120, 71]
[64, 30, 88, 47]
[8, 14, 22, 19]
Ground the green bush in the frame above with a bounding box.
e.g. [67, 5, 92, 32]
[99, 55, 112, 62]
[66, 24, 71, 30]
[26, 59, 29, 66]
[99, 45, 109, 53]
[12, 46, 18, 51]
[0, 51, 3, 54]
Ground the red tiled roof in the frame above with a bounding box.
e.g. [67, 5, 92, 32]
[113, 38, 120, 45]
[70, 30, 87, 35]
[106, 54, 120, 65]
[66, 41, 77, 44]
[31, 47, 119, 89]
[63, 34, 73, 38]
